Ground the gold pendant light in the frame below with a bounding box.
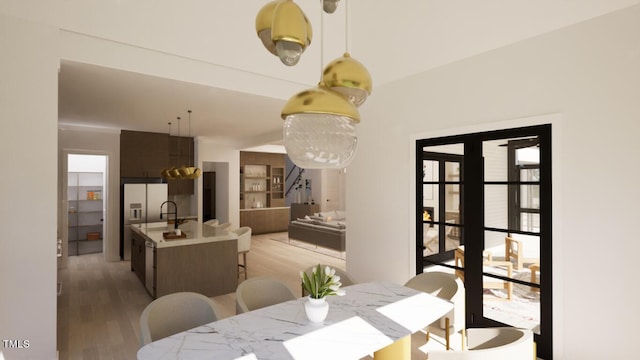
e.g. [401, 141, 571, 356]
[178, 110, 201, 179]
[280, 2, 361, 169]
[161, 120, 180, 180]
[322, 0, 372, 107]
[255, 0, 312, 66]
[169, 115, 184, 179]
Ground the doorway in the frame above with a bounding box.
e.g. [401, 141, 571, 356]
[66, 154, 107, 256]
[203, 171, 216, 222]
[416, 124, 552, 359]
[202, 162, 229, 223]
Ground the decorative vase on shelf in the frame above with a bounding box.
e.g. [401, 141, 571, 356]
[304, 296, 329, 324]
[296, 190, 302, 204]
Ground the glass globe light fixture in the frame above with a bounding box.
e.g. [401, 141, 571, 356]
[322, 52, 372, 107]
[322, 0, 340, 14]
[281, 85, 360, 169]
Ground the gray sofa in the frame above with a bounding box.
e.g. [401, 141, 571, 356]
[287, 210, 346, 252]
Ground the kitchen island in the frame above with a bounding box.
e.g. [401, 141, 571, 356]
[131, 221, 238, 299]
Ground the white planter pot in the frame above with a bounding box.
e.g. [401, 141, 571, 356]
[304, 296, 329, 324]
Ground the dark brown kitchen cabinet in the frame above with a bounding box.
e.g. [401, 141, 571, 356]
[167, 135, 195, 195]
[120, 130, 169, 178]
[130, 230, 146, 283]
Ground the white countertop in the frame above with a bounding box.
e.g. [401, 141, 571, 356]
[132, 221, 237, 248]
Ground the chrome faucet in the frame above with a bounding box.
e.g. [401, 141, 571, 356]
[160, 200, 178, 229]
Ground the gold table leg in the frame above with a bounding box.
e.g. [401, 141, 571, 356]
[373, 335, 410, 360]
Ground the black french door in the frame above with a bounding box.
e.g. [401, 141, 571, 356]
[416, 124, 552, 359]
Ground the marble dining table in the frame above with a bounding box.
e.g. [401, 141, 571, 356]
[137, 281, 454, 360]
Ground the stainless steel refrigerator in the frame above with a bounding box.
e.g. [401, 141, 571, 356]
[120, 182, 168, 260]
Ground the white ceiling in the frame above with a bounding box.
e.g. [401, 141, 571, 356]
[57, 0, 640, 148]
[58, 60, 287, 148]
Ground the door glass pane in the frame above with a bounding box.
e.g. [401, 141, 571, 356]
[484, 137, 540, 182]
[422, 160, 438, 222]
[483, 139, 509, 182]
[484, 184, 510, 229]
[445, 161, 461, 251]
[423, 223, 438, 256]
[482, 233, 541, 334]
[516, 145, 539, 165]
[520, 183, 540, 209]
[421, 143, 464, 267]
[520, 212, 540, 232]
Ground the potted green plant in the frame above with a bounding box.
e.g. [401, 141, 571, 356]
[300, 264, 345, 323]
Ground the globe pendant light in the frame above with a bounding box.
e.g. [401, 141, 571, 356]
[280, 0, 365, 169]
[281, 83, 360, 169]
[255, 0, 312, 66]
[322, 0, 372, 106]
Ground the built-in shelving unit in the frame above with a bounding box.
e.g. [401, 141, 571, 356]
[239, 151, 288, 234]
[241, 164, 269, 209]
[271, 167, 284, 200]
[239, 164, 287, 209]
[68, 172, 104, 255]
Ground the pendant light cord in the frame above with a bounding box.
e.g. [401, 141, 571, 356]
[188, 110, 192, 164]
[320, 2, 325, 75]
[345, 0, 349, 53]
[177, 116, 181, 163]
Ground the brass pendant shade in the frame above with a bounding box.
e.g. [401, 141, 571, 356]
[255, 1, 279, 55]
[281, 83, 359, 123]
[178, 166, 202, 180]
[255, 0, 312, 66]
[322, 52, 372, 107]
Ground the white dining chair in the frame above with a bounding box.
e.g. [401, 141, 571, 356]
[405, 271, 465, 350]
[139, 292, 220, 346]
[426, 327, 535, 359]
[235, 277, 297, 314]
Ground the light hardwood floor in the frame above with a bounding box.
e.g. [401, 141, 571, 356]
[56, 232, 431, 359]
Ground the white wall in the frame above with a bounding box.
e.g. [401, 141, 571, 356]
[346, 5, 640, 359]
[0, 13, 58, 360]
[197, 139, 240, 229]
